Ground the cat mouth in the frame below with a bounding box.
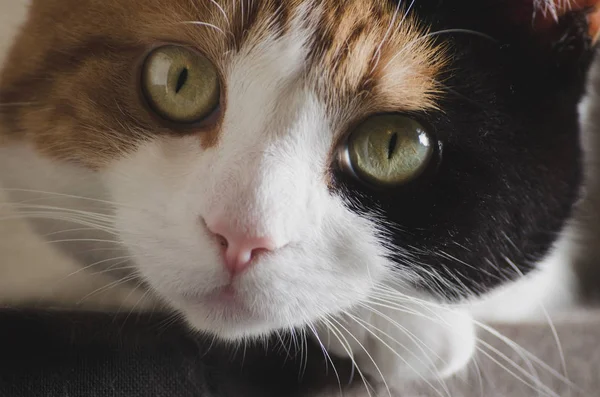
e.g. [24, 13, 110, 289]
[173, 280, 296, 339]
[204, 285, 241, 306]
[189, 284, 256, 320]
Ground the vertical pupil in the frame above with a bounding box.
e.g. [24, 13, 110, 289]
[387, 132, 398, 160]
[175, 68, 188, 93]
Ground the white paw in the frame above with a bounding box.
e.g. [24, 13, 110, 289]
[314, 287, 476, 388]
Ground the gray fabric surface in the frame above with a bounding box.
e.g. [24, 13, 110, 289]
[1, 309, 599, 397]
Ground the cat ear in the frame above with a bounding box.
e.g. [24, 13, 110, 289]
[498, 0, 600, 70]
[532, 0, 600, 43]
[504, 0, 599, 37]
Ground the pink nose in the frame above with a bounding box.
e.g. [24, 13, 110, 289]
[206, 220, 277, 276]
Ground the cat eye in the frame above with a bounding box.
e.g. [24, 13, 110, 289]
[141, 45, 220, 124]
[342, 114, 433, 186]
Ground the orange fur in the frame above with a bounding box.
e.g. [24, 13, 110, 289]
[0, 0, 445, 168]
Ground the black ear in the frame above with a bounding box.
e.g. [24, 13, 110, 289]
[411, 0, 597, 76]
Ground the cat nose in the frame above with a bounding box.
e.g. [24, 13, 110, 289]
[206, 220, 278, 276]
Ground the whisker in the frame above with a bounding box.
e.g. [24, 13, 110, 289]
[365, 294, 555, 396]
[41, 227, 114, 237]
[320, 318, 374, 397]
[179, 21, 227, 36]
[400, 0, 417, 28]
[382, 28, 497, 73]
[421, 28, 498, 43]
[0, 187, 133, 209]
[43, 238, 126, 246]
[0, 213, 121, 236]
[325, 315, 392, 397]
[239, 0, 245, 26]
[119, 284, 154, 333]
[371, 0, 403, 72]
[154, 311, 185, 334]
[307, 323, 343, 392]
[275, 330, 294, 361]
[8, 202, 116, 215]
[470, 354, 486, 397]
[76, 274, 139, 304]
[302, 328, 310, 381]
[4, 209, 114, 228]
[344, 309, 450, 397]
[357, 301, 448, 364]
[476, 343, 559, 397]
[89, 264, 138, 276]
[64, 255, 136, 279]
[504, 255, 570, 392]
[370, 285, 581, 391]
[208, 0, 230, 26]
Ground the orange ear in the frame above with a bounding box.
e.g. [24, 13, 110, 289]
[535, 0, 600, 43]
[587, 2, 600, 43]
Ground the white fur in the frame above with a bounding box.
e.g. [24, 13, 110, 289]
[8, 2, 595, 394]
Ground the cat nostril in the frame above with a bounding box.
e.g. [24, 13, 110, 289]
[221, 238, 277, 276]
[249, 247, 269, 261]
[215, 233, 228, 249]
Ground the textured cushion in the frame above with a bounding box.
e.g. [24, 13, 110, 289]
[1, 309, 599, 397]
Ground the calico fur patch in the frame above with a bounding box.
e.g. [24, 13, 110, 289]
[0, 0, 445, 168]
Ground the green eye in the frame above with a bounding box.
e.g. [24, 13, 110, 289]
[141, 45, 220, 123]
[344, 114, 433, 186]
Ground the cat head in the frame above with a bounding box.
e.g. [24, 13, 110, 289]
[0, 0, 595, 339]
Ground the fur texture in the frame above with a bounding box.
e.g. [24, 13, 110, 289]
[0, 0, 597, 393]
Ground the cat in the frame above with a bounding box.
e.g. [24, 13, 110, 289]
[0, 0, 597, 395]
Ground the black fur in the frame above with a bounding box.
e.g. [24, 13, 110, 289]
[332, 1, 595, 299]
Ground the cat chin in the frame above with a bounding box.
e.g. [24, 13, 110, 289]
[178, 305, 279, 341]
[158, 283, 313, 341]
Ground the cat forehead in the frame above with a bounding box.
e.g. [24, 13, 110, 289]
[9, 0, 445, 108]
[156, 0, 446, 113]
[0, 0, 446, 165]
[208, 1, 447, 131]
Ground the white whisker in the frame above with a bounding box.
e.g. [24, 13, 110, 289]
[476, 342, 559, 397]
[320, 317, 374, 397]
[325, 315, 392, 397]
[76, 274, 139, 304]
[119, 283, 154, 332]
[370, 285, 581, 391]
[64, 255, 136, 279]
[208, 0, 230, 26]
[179, 21, 226, 36]
[0, 187, 133, 209]
[371, 0, 403, 72]
[344, 309, 450, 397]
[365, 294, 554, 396]
[307, 322, 344, 391]
[504, 255, 571, 394]
[382, 28, 497, 73]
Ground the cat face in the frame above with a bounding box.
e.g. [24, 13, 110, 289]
[0, 0, 593, 339]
